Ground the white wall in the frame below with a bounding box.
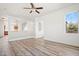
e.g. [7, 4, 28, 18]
[7, 16, 35, 41]
[35, 5, 79, 47]
[0, 20, 4, 37]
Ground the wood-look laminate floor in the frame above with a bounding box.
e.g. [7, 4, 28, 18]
[0, 36, 79, 56]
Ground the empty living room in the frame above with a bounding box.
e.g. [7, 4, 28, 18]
[0, 3, 79, 56]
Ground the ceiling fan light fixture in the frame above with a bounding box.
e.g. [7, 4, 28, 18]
[24, 3, 43, 14]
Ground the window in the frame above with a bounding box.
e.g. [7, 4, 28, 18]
[66, 12, 79, 33]
[22, 23, 27, 31]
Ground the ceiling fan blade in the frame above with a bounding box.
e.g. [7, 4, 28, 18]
[24, 7, 32, 9]
[36, 7, 43, 9]
[35, 10, 40, 14]
[30, 10, 32, 13]
[30, 3, 34, 8]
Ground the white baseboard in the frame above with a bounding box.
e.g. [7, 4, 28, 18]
[9, 36, 35, 41]
[44, 37, 79, 47]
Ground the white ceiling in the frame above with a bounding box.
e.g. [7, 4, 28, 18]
[0, 3, 74, 19]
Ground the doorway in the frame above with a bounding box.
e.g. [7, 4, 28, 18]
[4, 25, 8, 36]
[3, 17, 8, 36]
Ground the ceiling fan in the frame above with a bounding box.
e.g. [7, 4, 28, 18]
[24, 3, 43, 14]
